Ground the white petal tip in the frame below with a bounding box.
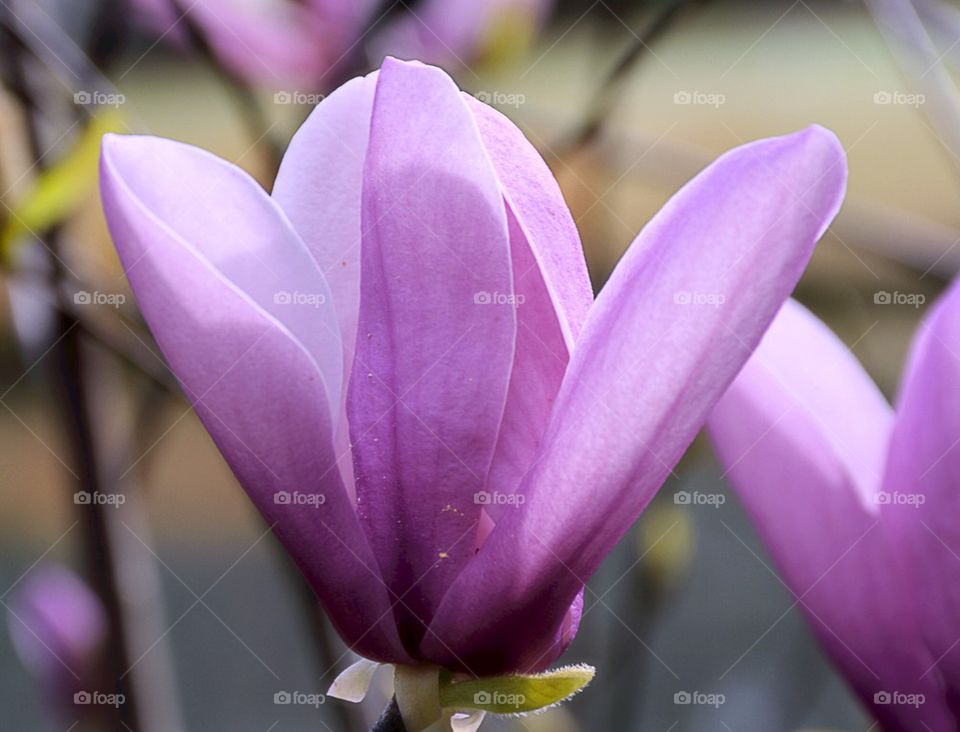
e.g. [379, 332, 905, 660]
[327, 658, 384, 703]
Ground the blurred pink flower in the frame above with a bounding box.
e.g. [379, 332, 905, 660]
[7, 564, 106, 711]
[709, 294, 960, 728]
[130, 0, 380, 88]
[99, 58, 844, 675]
[372, 0, 554, 68]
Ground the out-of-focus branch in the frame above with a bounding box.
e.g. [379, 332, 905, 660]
[560, 0, 707, 153]
[371, 697, 407, 732]
[865, 0, 960, 177]
[290, 569, 366, 732]
[0, 8, 170, 730]
[0, 0, 127, 119]
[170, 0, 283, 172]
[54, 303, 143, 732]
[1, 267, 178, 391]
[2, 23, 136, 732]
[539, 104, 960, 279]
[592, 129, 960, 279]
[54, 279, 177, 390]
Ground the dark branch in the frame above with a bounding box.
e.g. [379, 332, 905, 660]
[371, 696, 407, 732]
[561, 0, 707, 152]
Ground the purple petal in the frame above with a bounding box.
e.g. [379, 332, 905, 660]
[273, 72, 378, 490]
[273, 73, 376, 375]
[709, 300, 951, 729]
[347, 58, 515, 644]
[465, 97, 592, 343]
[102, 135, 344, 413]
[883, 278, 960, 709]
[481, 210, 570, 520]
[424, 126, 847, 673]
[465, 97, 593, 517]
[100, 134, 409, 662]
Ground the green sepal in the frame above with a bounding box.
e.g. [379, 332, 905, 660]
[439, 664, 595, 715]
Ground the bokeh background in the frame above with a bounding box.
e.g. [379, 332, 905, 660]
[0, 0, 954, 729]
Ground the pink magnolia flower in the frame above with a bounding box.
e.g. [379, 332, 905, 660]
[709, 294, 960, 729]
[99, 58, 845, 676]
[371, 0, 554, 69]
[130, 0, 380, 88]
[7, 564, 106, 712]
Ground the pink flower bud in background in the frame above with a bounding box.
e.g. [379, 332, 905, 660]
[7, 564, 107, 715]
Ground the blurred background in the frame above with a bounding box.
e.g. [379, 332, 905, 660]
[0, 0, 954, 729]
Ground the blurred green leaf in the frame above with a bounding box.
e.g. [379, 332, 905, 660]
[478, 7, 540, 67]
[1, 112, 123, 261]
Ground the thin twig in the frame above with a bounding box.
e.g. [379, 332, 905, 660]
[560, 0, 706, 153]
[170, 0, 284, 172]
